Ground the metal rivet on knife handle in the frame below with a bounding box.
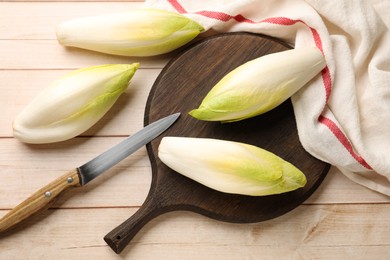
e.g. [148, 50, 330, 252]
[0, 169, 82, 233]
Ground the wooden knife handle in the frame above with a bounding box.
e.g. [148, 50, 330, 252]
[0, 169, 81, 233]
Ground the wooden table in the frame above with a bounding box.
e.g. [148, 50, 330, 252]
[1, 1, 389, 259]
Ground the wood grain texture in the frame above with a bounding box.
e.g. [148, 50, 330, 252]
[0, 169, 81, 232]
[104, 33, 330, 253]
[3, 205, 390, 259]
[0, 2, 143, 40]
[0, 40, 171, 69]
[1, 1, 390, 259]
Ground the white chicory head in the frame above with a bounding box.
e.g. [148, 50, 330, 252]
[56, 9, 204, 57]
[158, 137, 307, 196]
[13, 63, 139, 144]
[189, 47, 326, 122]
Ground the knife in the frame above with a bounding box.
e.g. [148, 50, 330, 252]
[0, 113, 180, 233]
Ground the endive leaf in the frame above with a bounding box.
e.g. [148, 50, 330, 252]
[189, 47, 326, 122]
[158, 137, 307, 196]
[56, 9, 204, 57]
[13, 63, 139, 144]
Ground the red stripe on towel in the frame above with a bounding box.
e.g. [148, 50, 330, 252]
[167, 0, 372, 169]
[169, 0, 186, 13]
[319, 115, 372, 169]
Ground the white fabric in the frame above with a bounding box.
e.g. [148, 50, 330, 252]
[144, 0, 390, 195]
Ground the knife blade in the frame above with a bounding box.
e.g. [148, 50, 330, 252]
[0, 113, 180, 233]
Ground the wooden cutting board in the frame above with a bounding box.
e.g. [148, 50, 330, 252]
[104, 33, 330, 254]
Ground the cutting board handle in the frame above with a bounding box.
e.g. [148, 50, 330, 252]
[104, 32, 329, 255]
[104, 190, 167, 254]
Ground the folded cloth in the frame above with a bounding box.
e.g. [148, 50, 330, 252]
[144, 0, 390, 195]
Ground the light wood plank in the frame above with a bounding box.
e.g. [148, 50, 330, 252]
[0, 40, 171, 69]
[1, 0, 387, 43]
[0, 136, 388, 209]
[0, 69, 160, 137]
[1, 1, 390, 259]
[1, 205, 390, 259]
[305, 166, 390, 204]
[6, 0, 143, 2]
[0, 2, 144, 40]
[0, 137, 152, 209]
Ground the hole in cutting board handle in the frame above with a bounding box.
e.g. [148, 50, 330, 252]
[103, 189, 171, 254]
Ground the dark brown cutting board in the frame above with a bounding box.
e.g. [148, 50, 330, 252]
[104, 33, 330, 254]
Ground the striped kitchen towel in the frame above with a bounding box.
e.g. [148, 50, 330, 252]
[144, 0, 390, 195]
